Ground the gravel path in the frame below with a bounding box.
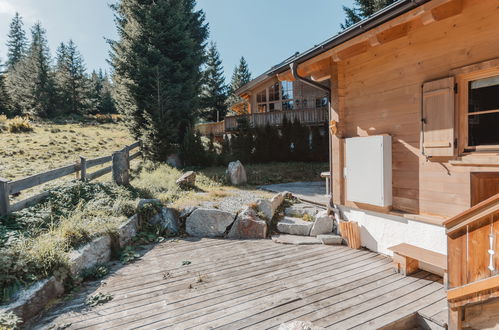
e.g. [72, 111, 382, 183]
[196, 188, 273, 214]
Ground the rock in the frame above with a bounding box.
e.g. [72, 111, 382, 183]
[278, 321, 324, 330]
[272, 234, 321, 245]
[1, 277, 64, 323]
[255, 192, 288, 221]
[310, 210, 335, 236]
[69, 236, 112, 277]
[118, 215, 139, 248]
[277, 216, 313, 236]
[150, 208, 180, 235]
[179, 206, 197, 219]
[228, 207, 267, 239]
[176, 171, 196, 188]
[226, 160, 247, 185]
[317, 234, 343, 245]
[284, 204, 322, 218]
[186, 208, 235, 237]
[166, 153, 182, 168]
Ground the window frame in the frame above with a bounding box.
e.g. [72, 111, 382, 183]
[456, 65, 499, 154]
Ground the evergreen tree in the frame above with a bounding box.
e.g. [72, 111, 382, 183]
[199, 42, 227, 122]
[291, 118, 310, 161]
[6, 22, 57, 117]
[0, 61, 13, 116]
[6, 13, 28, 69]
[111, 0, 208, 161]
[226, 57, 251, 113]
[341, 0, 397, 29]
[55, 40, 89, 115]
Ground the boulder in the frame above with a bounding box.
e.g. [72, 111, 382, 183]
[317, 234, 343, 245]
[278, 321, 324, 330]
[1, 277, 64, 323]
[118, 215, 139, 248]
[310, 210, 335, 236]
[69, 236, 112, 277]
[186, 208, 235, 237]
[226, 160, 247, 185]
[256, 192, 288, 220]
[150, 207, 180, 235]
[284, 204, 322, 218]
[228, 207, 267, 239]
[176, 171, 196, 188]
[277, 217, 313, 236]
[166, 153, 182, 168]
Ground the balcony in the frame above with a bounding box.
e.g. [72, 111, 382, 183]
[196, 108, 328, 136]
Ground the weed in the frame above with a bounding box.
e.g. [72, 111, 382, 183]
[6, 116, 33, 133]
[80, 264, 109, 281]
[302, 214, 315, 222]
[85, 292, 113, 307]
[0, 311, 21, 330]
[182, 260, 191, 266]
[120, 246, 140, 264]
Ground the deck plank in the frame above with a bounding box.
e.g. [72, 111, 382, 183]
[36, 239, 447, 330]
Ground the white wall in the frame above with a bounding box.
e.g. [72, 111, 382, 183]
[338, 206, 447, 256]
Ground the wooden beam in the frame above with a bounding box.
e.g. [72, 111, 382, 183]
[367, 33, 381, 47]
[448, 275, 499, 302]
[421, 10, 436, 25]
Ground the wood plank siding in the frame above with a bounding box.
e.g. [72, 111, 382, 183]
[328, 0, 499, 218]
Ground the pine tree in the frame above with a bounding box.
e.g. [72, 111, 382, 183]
[0, 61, 13, 116]
[111, 0, 208, 161]
[6, 13, 28, 69]
[6, 22, 57, 117]
[199, 42, 227, 122]
[226, 57, 251, 113]
[55, 40, 89, 115]
[341, 0, 397, 29]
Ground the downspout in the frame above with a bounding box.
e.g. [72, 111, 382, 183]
[290, 62, 333, 209]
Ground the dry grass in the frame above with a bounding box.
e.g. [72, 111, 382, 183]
[0, 120, 134, 202]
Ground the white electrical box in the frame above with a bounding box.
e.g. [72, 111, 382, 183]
[345, 135, 392, 208]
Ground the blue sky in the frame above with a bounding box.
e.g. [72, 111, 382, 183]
[0, 0, 354, 81]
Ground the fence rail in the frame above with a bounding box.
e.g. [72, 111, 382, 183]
[224, 107, 328, 132]
[195, 121, 225, 136]
[0, 141, 142, 216]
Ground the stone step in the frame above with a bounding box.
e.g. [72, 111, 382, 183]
[284, 204, 323, 218]
[277, 216, 314, 236]
[271, 234, 321, 245]
[316, 234, 343, 245]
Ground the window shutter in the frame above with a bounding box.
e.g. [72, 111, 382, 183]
[422, 76, 456, 157]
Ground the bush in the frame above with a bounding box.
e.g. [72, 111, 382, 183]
[6, 116, 34, 133]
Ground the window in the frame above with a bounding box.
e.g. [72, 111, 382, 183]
[281, 81, 293, 100]
[282, 100, 294, 110]
[467, 75, 499, 147]
[256, 90, 266, 103]
[257, 104, 267, 113]
[316, 96, 328, 108]
[268, 83, 280, 102]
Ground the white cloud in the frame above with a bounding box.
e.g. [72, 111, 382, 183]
[0, 0, 16, 16]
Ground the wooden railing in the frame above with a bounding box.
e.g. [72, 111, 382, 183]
[444, 193, 499, 329]
[195, 121, 225, 136]
[224, 107, 328, 131]
[0, 141, 141, 216]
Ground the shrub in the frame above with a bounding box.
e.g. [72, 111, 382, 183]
[6, 116, 33, 133]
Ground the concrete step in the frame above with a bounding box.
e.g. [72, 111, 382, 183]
[277, 216, 314, 236]
[271, 234, 321, 245]
[284, 204, 322, 218]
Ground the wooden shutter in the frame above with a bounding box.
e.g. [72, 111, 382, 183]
[422, 77, 456, 157]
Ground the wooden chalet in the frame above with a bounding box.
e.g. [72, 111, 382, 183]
[195, 64, 330, 136]
[255, 0, 498, 328]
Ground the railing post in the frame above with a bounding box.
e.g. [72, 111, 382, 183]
[79, 156, 87, 181]
[0, 178, 10, 217]
[112, 150, 130, 185]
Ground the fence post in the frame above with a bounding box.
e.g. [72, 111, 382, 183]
[112, 151, 129, 185]
[80, 156, 87, 181]
[0, 178, 10, 217]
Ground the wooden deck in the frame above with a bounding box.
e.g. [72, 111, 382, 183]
[37, 238, 447, 329]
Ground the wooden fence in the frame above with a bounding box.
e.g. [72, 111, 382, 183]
[0, 141, 141, 216]
[224, 107, 328, 132]
[195, 121, 225, 136]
